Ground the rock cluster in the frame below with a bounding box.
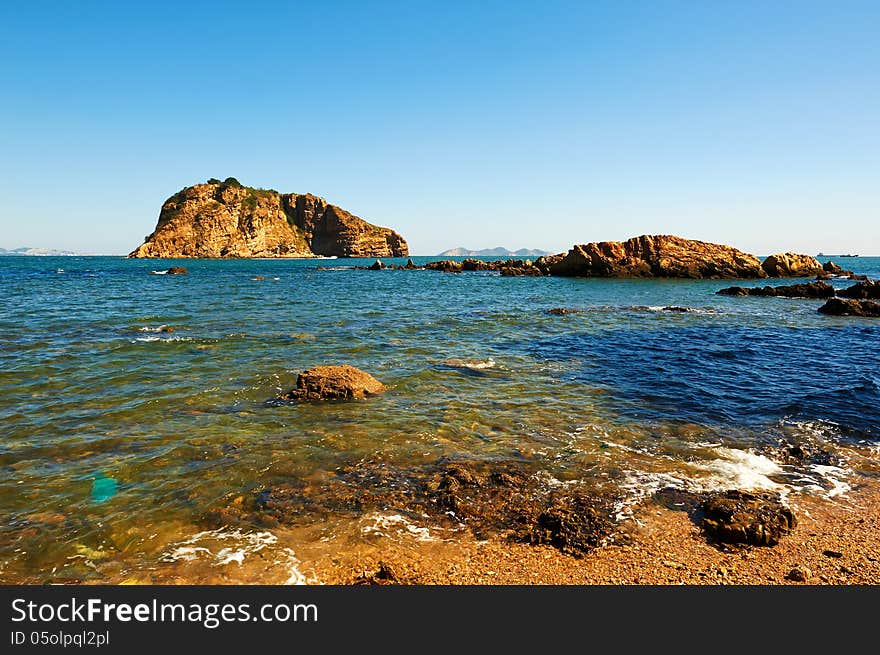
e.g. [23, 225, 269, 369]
[718, 278, 880, 317]
[548, 235, 767, 279]
[130, 179, 408, 259]
[424, 258, 551, 275]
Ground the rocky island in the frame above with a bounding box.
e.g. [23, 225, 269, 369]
[129, 178, 408, 258]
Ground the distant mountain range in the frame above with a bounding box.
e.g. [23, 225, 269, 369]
[438, 247, 552, 257]
[0, 247, 78, 256]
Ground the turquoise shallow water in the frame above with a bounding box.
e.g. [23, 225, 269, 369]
[1, 255, 879, 582]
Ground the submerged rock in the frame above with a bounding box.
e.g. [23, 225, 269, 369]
[817, 298, 880, 317]
[547, 307, 584, 315]
[277, 365, 385, 401]
[761, 253, 823, 277]
[208, 458, 618, 557]
[717, 281, 834, 298]
[759, 439, 839, 467]
[700, 490, 796, 546]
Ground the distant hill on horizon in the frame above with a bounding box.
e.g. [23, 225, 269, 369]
[0, 247, 78, 256]
[438, 247, 552, 257]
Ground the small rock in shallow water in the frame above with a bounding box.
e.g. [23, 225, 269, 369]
[276, 365, 385, 401]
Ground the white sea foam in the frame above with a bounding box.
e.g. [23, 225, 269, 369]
[162, 528, 313, 585]
[361, 513, 439, 542]
[807, 465, 852, 498]
[612, 448, 787, 521]
[138, 325, 172, 333]
[693, 448, 784, 493]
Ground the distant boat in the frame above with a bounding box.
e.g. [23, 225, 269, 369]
[817, 252, 858, 257]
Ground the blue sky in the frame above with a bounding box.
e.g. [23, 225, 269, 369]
[1, 1, 877, 255]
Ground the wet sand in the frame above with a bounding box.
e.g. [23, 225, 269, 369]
[310, 478, 880, 585]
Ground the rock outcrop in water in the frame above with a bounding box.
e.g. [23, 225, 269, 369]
[277, 365, 385, 401]
[716, 281, 835, 298]
[761, 253, 823, 277]
[422, 237, 775, 279]
[838, 280, 880, 300]
[546, 235, 767, 279]
[424, 258, 547, 276]
[130, 179, 408, 259]
[817, 298, 880, 317]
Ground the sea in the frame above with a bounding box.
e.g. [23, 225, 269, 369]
[1, 255, 879, 583]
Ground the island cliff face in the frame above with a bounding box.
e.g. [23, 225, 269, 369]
[129, 180, 408, 258]
[548, 235, 767, 279]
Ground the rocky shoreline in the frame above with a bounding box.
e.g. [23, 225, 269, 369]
[310, 474, 880, 585]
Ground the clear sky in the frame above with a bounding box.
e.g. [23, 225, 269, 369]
[1, 1, 877, 256]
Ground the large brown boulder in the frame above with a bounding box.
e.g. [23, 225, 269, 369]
[761, 253, 822, 277]
[277, 365, 385, 401]
[817, 298, 880, 317]
[129, 180, 408, 259]
[548, 235, 766, 279]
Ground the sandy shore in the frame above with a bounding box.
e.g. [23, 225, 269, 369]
[308, 477, 880, 585]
